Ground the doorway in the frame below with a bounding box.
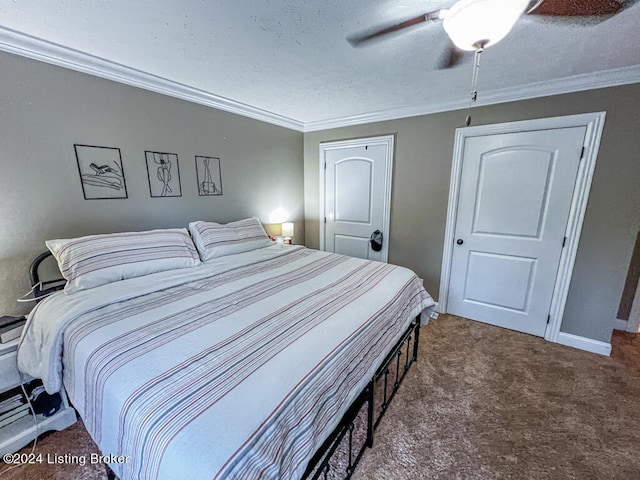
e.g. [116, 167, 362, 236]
[439, 112, 606, 343]
[319, 135, 394, 262]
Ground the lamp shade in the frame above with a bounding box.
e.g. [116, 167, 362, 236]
[281, 222, 294, 238]
[443, 0, 529, 51]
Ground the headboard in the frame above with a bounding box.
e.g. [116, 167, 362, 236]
[30, 251, 66, 300]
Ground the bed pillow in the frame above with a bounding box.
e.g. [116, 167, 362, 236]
[46, 228, 201, 294]
[188, 217, 273, 261]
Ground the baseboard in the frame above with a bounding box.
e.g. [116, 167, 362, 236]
[556, 332, 612, 356]
[614, 319, 628, 331]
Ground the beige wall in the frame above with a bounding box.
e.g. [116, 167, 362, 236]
[3, 47, 638, 344]
[304, 84, 640, 343]
[0, 51, 304, 316]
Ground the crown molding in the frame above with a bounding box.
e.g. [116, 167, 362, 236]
[303, 65, 640, 132]
[1, 26, 639, 134]
[0, 26, 305, 132]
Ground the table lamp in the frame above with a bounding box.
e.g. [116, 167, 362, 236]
[281, 222, 294, 245]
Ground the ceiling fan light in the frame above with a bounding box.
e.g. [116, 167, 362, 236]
[443, 0, 529, 51]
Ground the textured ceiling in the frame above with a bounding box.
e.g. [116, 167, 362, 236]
[0, 0, 639, 130]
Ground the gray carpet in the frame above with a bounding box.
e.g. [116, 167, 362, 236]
[2, 315, 639, 479]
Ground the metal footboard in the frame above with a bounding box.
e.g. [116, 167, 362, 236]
[302, 316, 421, 480]
[372, 315, 420, 432]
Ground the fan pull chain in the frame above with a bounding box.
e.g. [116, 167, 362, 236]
[464, 46, 484, 127]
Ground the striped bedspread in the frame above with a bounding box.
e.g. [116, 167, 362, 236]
[18, 245, 434, 480]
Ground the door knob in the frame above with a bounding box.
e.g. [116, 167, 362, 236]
[456, 239, 464, 245]
[370, 230, 383, 251]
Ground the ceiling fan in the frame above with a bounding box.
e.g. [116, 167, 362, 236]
[348, 0, 636, 69]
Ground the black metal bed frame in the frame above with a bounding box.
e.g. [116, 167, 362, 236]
[30, 252, 421, 480]
[302, 316, 421, 480]
[30, 251, 65, 300]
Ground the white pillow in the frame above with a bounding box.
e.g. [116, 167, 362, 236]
[188, 217, 273, 261]
[46, 228, 201, 293]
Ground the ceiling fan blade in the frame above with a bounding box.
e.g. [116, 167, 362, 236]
[438, 42, 468, 69]
[347, 10, 442, 47]
[527, 0, 626, 16]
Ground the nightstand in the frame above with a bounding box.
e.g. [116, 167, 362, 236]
[0, 338, 76, 455]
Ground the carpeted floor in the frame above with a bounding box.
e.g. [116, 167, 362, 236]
[353, 316, 640, 480]
[2, 315, 639, 479]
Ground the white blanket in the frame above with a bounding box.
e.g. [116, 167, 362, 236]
[18, 245, 434, 480]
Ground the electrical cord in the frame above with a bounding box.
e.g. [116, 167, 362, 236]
[16, 283, 41, 303]
[16, 283, 58, 303]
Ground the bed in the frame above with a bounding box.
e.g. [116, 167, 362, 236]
[17, 220, 434, 480]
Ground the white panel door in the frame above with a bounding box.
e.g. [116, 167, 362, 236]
[447, 127, 586, 336]
[322, 136, 393, 261]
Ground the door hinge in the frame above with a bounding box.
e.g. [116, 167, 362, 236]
[580, 146, 585, 159]
[324, 162, 327, 170]
[324, 217, 327, 224]
[562, 236, 567, 248]
[547, 315, 551, 325]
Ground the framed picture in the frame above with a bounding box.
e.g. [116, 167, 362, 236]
[74, 144, 128, 200]
[195, 156, 223, 196]
[145, 151, 182, 198]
